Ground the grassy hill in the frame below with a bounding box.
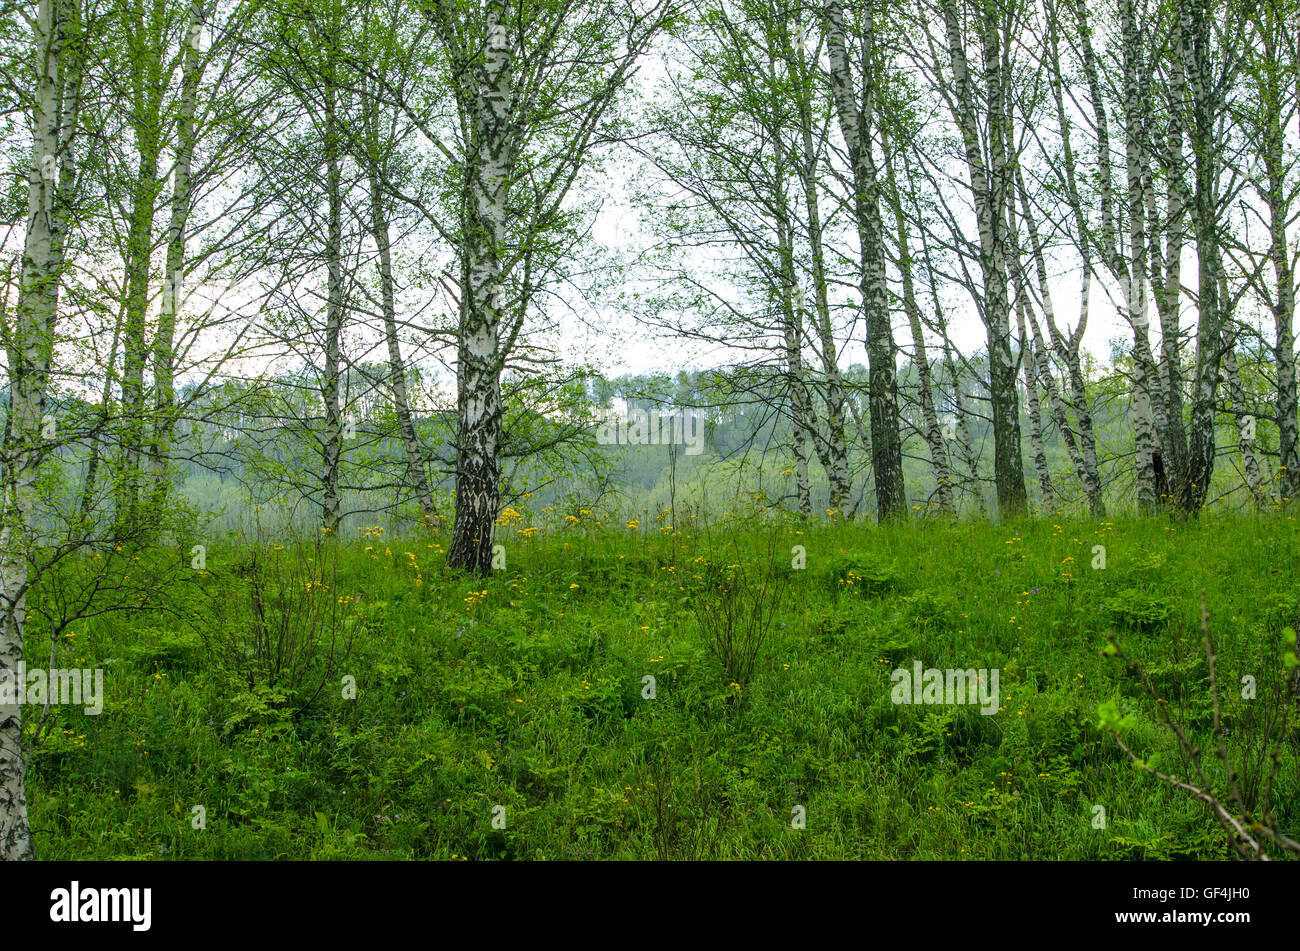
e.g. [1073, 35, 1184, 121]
[27, 511, 1299, 859]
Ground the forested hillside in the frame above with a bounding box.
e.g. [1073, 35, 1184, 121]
[0, 0, 1297, 867]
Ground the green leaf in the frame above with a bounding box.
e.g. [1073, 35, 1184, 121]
[1097, 699, 1135, 732]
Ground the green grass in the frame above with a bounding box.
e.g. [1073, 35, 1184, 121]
[25, 509, 1300, 859]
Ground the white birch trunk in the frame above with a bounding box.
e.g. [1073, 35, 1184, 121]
[825, 0, 905, 519]
[448, 5, 512, 573]
[1222, 343, 1266, 505]
[367, 167, 441, 528]
[147, 0, 206, 515]
[2, 0, 69, 861]
[938, 0, 1026, 516]
[321, 78, 344, 535]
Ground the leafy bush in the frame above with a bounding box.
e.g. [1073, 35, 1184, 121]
[201, 536, 353, 712]
[1105, 587, 1173, 633]
[693, 558, 786, 688]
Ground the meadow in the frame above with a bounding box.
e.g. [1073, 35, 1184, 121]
[25, 508, 1300, 860]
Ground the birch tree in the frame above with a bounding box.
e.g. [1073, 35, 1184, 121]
[922, 0, 1028, 516]
[632, 4, 824, 516]
[357, 71, 441, 526]
[1, 0, 84, 862]
[144, 0, 206, 515]
[398, 0, 671, 574]
[1229, 0, 1298, 506]
[781, 9, 853, 516]
[883, 142, 954, 514]
[252, 0, 360, 534]
[823, 0, 906, 519]
[1175, 0, 1237, 512]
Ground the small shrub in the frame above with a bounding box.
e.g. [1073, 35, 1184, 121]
[1105, 588, 1173, 633]
[201, 535, 353, 713]
[694, 558, 787, 688]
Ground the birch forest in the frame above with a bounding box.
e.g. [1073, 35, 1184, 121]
[0, 0, 1298, 871]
